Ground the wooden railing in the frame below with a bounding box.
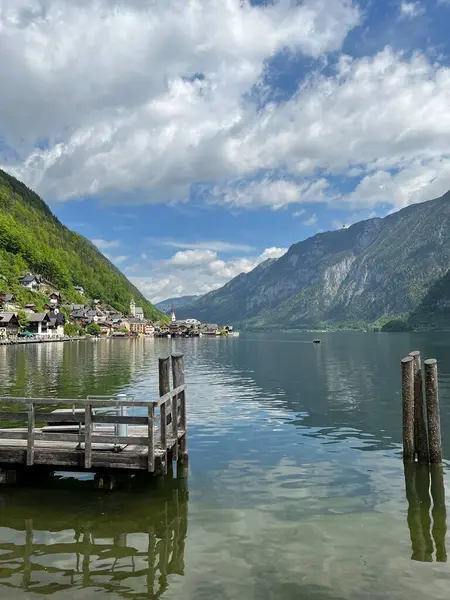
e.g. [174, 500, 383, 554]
[0, 353, 187, 473]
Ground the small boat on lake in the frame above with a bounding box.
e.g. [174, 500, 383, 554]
[312, 338, 321, 344]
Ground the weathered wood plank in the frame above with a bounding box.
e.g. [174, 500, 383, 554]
[0, 412, 28, 421]
[26, 403, 35, 466]
[148, 404, 154, 472]
[84, 405, 92, 468]
[159, 357, 170, 469]
[92, 415, 148, 425]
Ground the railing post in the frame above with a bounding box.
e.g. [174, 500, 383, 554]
[408, 351, 429, 463]
[401, 356, 415, 463]
[425, 359, 443, 465]
[171, 353, 184, 462]
[26, 402, 35, 466]
[84, 404, 92, 469]
[159, 357, 170, 473]
[172, 353, 188, 477]
[148, 404, 155, 472]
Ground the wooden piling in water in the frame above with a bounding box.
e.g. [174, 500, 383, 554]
[408, 351, 429, 463]
[401, 356, 415, 463]
[424, 359, 443, 465]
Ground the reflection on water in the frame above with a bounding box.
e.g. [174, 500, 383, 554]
[0, 477, 188, 598]
[1, 333, 450, 598]
[405, 463, 448, 563]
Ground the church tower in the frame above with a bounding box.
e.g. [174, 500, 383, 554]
[130, 298, 136, 317]
[170, 302, 176, 323]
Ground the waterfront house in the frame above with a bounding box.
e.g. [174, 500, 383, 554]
[48, 312, 66, 337]
[112, 318, 130, 331]
[49, 292, 62, 307]
[71, 309, 86, 323]
[0, 294, 16, 311]
[129, 319, 154, 335]
[86, 310, 100, 323]
[0, 312, 20, 336]
[19, 274, 41, 291]
[27, 313, 50, 336]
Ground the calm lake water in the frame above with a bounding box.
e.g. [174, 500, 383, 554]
[0, 332, 450, 599]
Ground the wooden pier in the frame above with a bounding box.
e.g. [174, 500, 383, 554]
[0, 353, 188, 484]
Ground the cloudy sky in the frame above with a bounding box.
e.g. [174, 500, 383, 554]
[2, 0, 450, 303]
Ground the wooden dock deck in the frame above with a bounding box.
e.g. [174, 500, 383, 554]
[0, 353, 188, 483]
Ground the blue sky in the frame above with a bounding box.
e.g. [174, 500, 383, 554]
[2, 0, 450, 302]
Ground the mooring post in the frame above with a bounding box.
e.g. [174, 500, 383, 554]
[402, 356, 415, 462]
[424, 359, 443, 465]
[409, 351, 429, 463]
[172, 352, 188, 478]
[159, 356, 171, 474]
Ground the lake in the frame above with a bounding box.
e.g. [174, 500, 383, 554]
[0, 332, 449, 599]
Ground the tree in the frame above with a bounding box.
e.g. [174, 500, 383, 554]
[86, 322, 101, 336]
[17, 310, 29, 330]
[64, 322, 79, 337]
[381, 319, 411, 332]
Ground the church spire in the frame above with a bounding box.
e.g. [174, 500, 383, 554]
[170, 302, 176, 323]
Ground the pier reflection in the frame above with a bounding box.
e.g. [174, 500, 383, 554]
[0, 477, 188, 597]
[404, 463, 447, 562]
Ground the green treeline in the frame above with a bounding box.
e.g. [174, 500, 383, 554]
[0, 169, 163, 320]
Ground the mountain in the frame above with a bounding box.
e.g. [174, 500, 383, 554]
[178, 191, 450, 329]
[155, 295, 202, 314]
[408, 268, 450, 330]
[0, 168, 163, 320]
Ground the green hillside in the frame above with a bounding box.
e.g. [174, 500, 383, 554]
[0, 168, 163, 320]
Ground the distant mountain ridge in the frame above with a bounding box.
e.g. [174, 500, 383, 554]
[155, 295, 202, 314]
[177, 191, 450, 329]
[0, 168, 163, 320]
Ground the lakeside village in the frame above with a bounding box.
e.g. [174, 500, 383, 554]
[0, 273, 239, 343]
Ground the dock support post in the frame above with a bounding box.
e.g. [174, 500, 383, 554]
[409, 351, 429, 463]
[402, 356, 415, 463]
[425, 359, 443, 465]
[172, 353, 188, 478]
[159, 357, 170, 474]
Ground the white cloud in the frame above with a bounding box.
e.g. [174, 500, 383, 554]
[162, 240, 255, 253]
[2, 1, 449, 216]
[131, 245, 288, 303]
[399, 1, 425, 17]
[259, 247, 288, 261]
[166, 249, 217, 267]
[210, 178, 331, 210]
[292, 209, 306, 218]
[112, 255, 129, 264]
[91, 238, 120, 249]
[303, 214, 318, 227]
[0, 0, 359, 203]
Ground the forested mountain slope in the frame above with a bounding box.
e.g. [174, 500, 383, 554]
[0, 169, 162, 319]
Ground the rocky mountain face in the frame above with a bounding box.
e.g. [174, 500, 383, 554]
[178, 191, 450, 329]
